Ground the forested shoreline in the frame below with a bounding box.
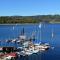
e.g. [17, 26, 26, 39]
[0, 15, 60, 24]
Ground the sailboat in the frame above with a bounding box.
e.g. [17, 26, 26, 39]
[51, 24, 55, 50]
[39, 23, 42, 28]
[39, 23, 42, 44]
[38, 23, 50, 51]
[51, 23, 54, 39]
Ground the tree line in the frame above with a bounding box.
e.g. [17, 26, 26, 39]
[0, 15, 60, 24]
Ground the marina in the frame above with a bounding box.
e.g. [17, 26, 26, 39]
[0, 23, 59, 60]
[0, 23, 50, 60]
[0, 0, 60, 60]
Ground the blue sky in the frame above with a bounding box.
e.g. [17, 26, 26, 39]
[0, 0, 60, 16]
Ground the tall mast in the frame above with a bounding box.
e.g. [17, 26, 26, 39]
[52, 28, 54, 38]
[51, 23, 54, 45]
[51, 23, 55, 50]
[39, 23, 42, 44]
[21, 28, 24, 35]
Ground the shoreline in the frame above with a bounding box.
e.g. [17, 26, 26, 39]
[0, 23, 39, 25]
[0, 22, 60, 25]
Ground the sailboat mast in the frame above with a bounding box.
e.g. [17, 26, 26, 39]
[52, 29, 53, 38]
[21, 28, 24, 35]
[52, 23, 54, 39]
[39, 23, 42, 44]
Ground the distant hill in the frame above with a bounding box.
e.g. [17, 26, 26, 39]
[0, 15, 60, 24]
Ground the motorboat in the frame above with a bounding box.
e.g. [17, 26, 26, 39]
[34, 43, 50, 51]
[0, 52, 17, 60]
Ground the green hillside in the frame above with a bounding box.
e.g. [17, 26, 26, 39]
[0, 15, 60, 24]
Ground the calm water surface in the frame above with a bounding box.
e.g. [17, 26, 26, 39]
[0, 23, 60, 60]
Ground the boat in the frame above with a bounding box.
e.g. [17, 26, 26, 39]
[12, 39, 16, 43]
[20, 51, 27, 56]
[15, 26, 50, 58]
[32, 49, 39, 54]
[25, 50, 33, 56]
[34, 43, 50, 51]
[38, 23, 50, 51]
[20, 50, 33, 56]
[0, 52, 17, 60]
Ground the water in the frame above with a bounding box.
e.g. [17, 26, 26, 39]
[0, 23, 60, 60]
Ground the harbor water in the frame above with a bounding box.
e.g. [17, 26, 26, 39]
[0, 23, 60, 60]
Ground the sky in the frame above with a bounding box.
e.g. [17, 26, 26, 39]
[0, 0, 60, 16]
